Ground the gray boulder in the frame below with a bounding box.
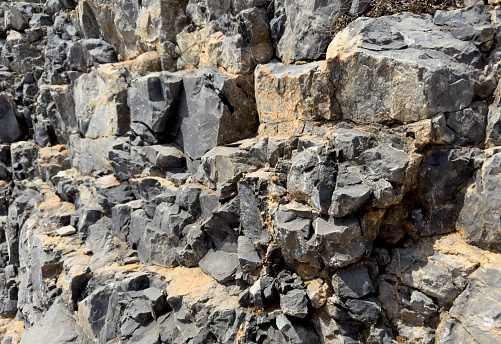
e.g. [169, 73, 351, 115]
[11, 141, 39, 180]
[312, 216, 366, 268]
[287, 146, 337, 214]
[327, 16, 476, 125]
[197, 145, 250, 194]
[73, 64, 130, 138]
[0, 93, 22, 143]
[445, 101, 488, 146]
[273, 0, 347, 64]
[329, 183, 372, 217]
[358, 144, 410, 184]
[275, 313, 319, 344]
[280, 289, 309, 318]
[176, 70, 258, 160]
[21, 301, 91, 344]
[457, 152, 501, 252]
[332, 265, 373, 299]
[128, 72, 183, 136]
[198, 249, 239, 283]
[436, 265, 501, 344]
[273, 204, 320, 268]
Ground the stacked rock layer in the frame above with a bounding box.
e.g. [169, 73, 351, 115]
[0, 1, 500, 344]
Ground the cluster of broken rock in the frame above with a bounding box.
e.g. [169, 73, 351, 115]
[0, 1, 500, 343]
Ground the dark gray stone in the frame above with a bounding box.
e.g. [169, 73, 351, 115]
[329, 183, 372, 217]
[80, 38, 117, 65]
[313, 216, 365, 268]
[486, 81, 501, 146]
[237, 236, 261, 272]
[128, 72, 183, 136]
[333, 128, 377, 160]
[238, 181, 268, 245]
[92, 176, 135, 211]
[280, 289, 309, 318]
[198, 249, 239, 283]
[275, 313, 319, 344]
[458, 152, 501, 251]
[0, 93, 22, 143]
[21, 301, 90, 344]
[176, 70, 258, 160]
[446, 101, 488, 146]
[358, 144, 410, 184]
[409, 290, 437, 316]
[332, 265, 373, 299]
[197, 145, 250, 194]
[420, 147, 475, 208]
[287, 146, 337, 214]
[138, 223, 178, 267]
[274, 0, 348, 63]
[273, 205, 319, 267]
[11, 141, 39, 180]
[345, 296, 381, 324]
[436, 265, 501, 344]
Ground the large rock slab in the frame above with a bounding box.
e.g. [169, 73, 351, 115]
[21, 301, 91, 344]
[326, 17, 475, 124]
[73, 64, 131, 138]
[256, 13, 485, 134]
[78, 0, 188, 64]
[34, 85, 78, 145]
[69, 135, 127, 175]
[176, 69, 258, 160]
[0, 93, 22, 143]
[457, 152, 501, 252]
[254, 61, 337, 135]
[436, 264, 501, 344]
[128, 72, 183, 136]
[272, 0, 347, 64]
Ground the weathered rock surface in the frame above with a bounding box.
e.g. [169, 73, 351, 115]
[0, 2, 500, 344]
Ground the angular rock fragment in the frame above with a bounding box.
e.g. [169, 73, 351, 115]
[329, 183, 372, 217]
[176, 70, 258, 160]
[358, 144, 410, 184]
[255, 61, 337, 135]
[332, 265, 373, 299]
[327, 17, 476, 124]
[237, 236, 261, 272]
[486, 80, 501, 147]
[70, 135, 127, 175]
[272, 0, 347, 64]
[280, 289, 309, 318]
[197, 145, 250, 193]
[198, 250, 239, 283]
[73, 64, 130, 138]
[287, 146, 337, 214]
[436, 265, 501, 344]
[11, 141, 39, 180]
[275, 313, 319, 344]
[21, 301, 90, 344]
[0, 93, 22, 143]
[37, 145, 71, 183]
[128, 72, 183, 136]
[458, 152, 501, 251]
[313, 216, 366, 268]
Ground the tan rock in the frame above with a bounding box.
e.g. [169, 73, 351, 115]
[305, 279, 329, 309]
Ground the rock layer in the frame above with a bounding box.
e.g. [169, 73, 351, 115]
[0, 2, 500, 344]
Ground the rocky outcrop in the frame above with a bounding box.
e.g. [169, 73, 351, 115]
[0, 1, 500, 344]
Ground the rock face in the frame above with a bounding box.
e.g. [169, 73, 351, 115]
[0, 2, 500, 344]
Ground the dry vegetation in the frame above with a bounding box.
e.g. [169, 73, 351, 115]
[332, 0, 459, 33]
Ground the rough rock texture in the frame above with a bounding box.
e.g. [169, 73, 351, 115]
[0, 2, 500, 344]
